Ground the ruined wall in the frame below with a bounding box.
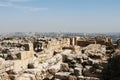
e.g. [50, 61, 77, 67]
[77, 40, 96, 47]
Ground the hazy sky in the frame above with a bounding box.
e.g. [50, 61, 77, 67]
[0, 0, 120, 33]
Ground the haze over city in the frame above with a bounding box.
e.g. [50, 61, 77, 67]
[1, 1, 120, 80]
[0, 0, 120, 32]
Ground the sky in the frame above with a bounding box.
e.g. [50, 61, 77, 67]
[0, 0, 120, 33]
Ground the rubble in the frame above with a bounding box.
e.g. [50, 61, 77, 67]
[0, 35, 119, 80]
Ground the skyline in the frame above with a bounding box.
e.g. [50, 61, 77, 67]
[0, 0, 120, 33]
